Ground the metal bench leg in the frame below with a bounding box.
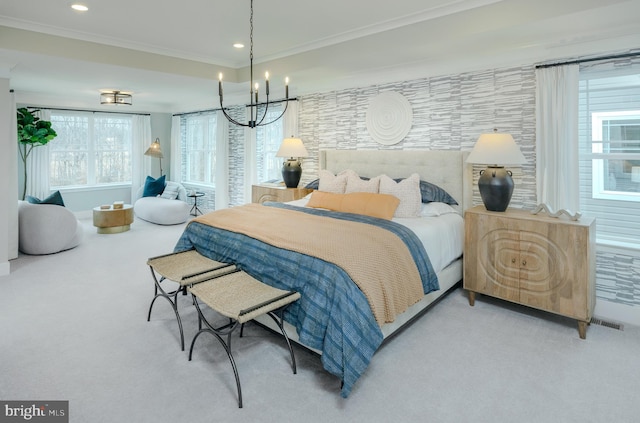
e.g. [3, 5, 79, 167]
[266, 310, 297, 374]
[146, 267, 185, 351]
[189, 295, 243, 408]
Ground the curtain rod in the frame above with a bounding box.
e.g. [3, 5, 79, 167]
[244, 97, 298, 108]
[174, 107, 222, 117]
[535, 51, 640, 69]
[28, 106, 150, 116]
[174, 97, 298, 117]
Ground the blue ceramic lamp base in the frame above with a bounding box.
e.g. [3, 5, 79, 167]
[478, 166, 514, 212]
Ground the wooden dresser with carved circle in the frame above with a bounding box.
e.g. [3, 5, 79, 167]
[463, 205, 596, 339]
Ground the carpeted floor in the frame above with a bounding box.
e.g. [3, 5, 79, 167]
[1, 216, 639, 423]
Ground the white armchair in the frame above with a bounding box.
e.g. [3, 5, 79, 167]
[18, 201, 83, 255]
[133, 181, 191, 225]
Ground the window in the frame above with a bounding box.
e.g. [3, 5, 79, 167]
[589, 111, 640, 201]
[181, 112, 217, 186]
[579, 69, 640, 245]
[256, 104, 284, 182]
[49, 111, 133, 188]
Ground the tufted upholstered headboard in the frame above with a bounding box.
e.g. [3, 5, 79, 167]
[319, 149, 473, 214]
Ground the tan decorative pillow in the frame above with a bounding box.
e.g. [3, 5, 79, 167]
[379, 173, 422, 218]
[318, 169, 348, 193]
[344, 170, 380, 193]
[306, 191, 400, 220]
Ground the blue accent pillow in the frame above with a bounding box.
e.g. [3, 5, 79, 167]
[143, 175, 166, 197]
[418, 180, 458, 205]
[390, 178, 457, 204]
[26, 190, 66, 207]
[305, 179, 319, 190]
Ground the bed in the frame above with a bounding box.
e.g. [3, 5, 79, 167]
[174, 149, 472, 397]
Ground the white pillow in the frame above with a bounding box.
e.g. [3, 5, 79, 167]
[344, 170, 380, 193]
[319, 169, 348, 193]
[379, 173, 421, 218]
[420, 202, 458, 217]
[160, 181, 180, 200]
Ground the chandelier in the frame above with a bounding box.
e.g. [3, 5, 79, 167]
[217, 0, 290, 128]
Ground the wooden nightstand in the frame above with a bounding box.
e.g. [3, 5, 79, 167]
[251, 184, 313, 204]
[463, 205, 596, 339]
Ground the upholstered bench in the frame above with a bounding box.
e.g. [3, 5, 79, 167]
[146, 250, 236, 350]
[188, 270, 300, 408]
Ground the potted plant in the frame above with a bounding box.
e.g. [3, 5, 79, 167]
[16, 107, 57, 200]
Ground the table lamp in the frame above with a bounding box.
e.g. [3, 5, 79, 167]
[466, 129, 526, 212]
[276, 137, 308, 188]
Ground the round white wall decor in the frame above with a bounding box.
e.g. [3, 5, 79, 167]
[366, 91, 413, 145]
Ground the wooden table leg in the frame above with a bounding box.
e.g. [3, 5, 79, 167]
[577, 321, 587, 339]
[467, 291, 475, 306]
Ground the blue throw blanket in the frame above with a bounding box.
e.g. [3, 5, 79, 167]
[174, 203, 438, 397]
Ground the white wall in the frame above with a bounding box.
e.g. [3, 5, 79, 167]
[0, 77, 14, 276]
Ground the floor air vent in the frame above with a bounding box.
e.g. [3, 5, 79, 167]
[591, 318, 624, 331]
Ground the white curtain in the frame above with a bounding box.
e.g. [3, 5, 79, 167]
[282, 100, 299, 138]
[215, 110, 230, 209]
[131, 114, 152, 203]
[25, 109, 51, 200]
[170, 114, 181, 182]
[535, 64, 580, 211]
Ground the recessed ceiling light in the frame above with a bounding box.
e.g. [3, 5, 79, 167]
[71, 4, 88, 12]
[233, 43, 244, 49]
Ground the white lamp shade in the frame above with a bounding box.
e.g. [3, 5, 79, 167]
[276, 137, 308, 158]
[466, 131, 526, 166]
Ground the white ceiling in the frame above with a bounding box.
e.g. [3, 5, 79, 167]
[2, 0, 640, 113]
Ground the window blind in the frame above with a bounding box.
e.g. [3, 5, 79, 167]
[579, 58, 640, 246]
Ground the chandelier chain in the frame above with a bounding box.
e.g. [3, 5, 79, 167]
[250, 0, 254, 66]
[218, 0, 290, 128]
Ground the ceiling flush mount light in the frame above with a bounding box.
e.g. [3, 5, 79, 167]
[71, 4, 88, 12]
[100, 91, 132, 105]
[218, 0, 291, 128]
[233, 43, 245, 49]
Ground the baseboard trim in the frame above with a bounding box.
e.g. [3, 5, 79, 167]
[594, 298, 640, 328]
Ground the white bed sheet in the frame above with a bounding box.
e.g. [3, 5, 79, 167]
[393, 213, 463, 274]
[284, 197, 464, 275]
